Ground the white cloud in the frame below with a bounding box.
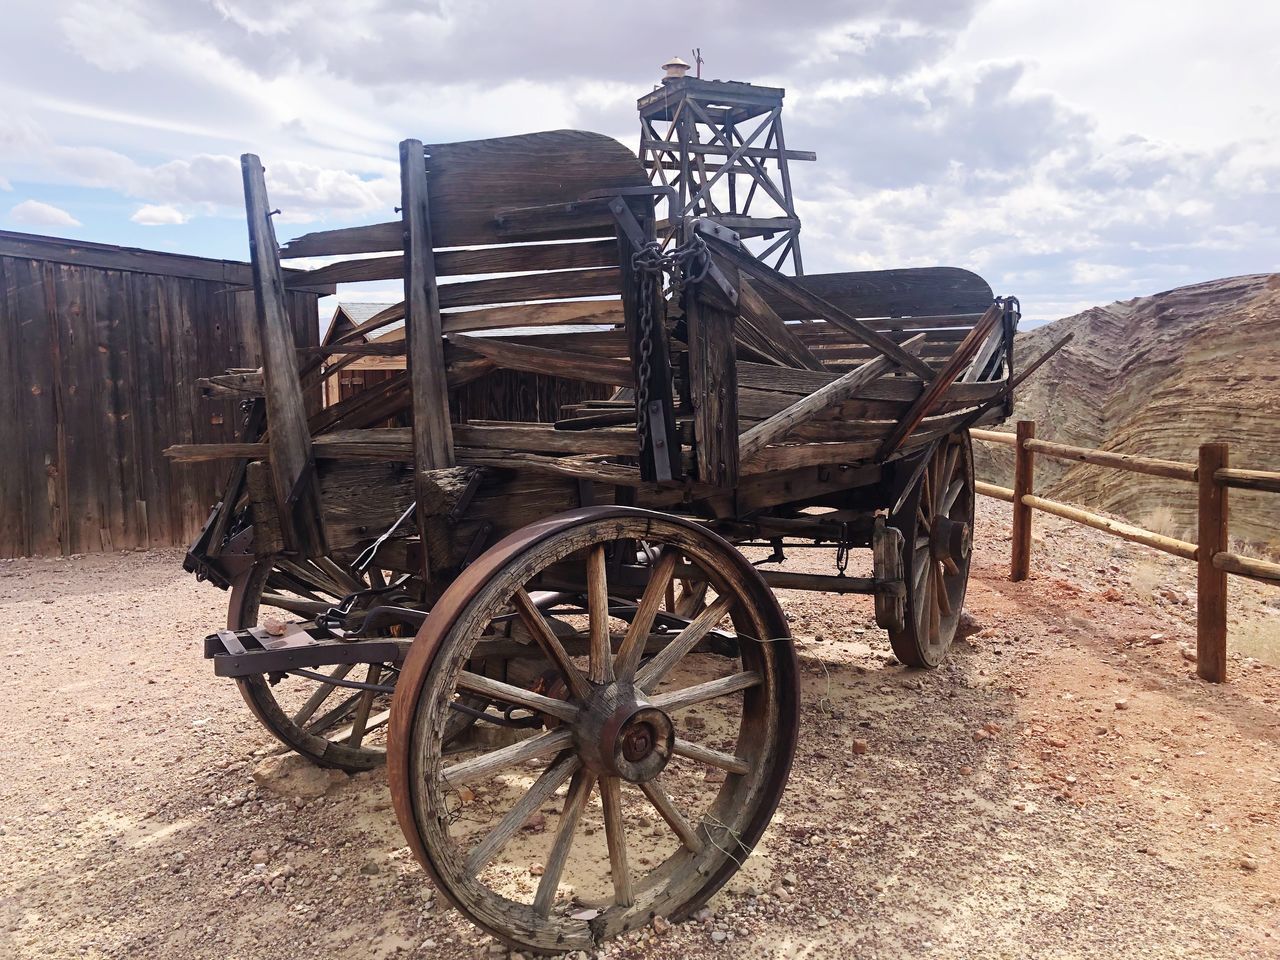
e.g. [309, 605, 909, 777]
[130, 202, 188, 225]
[8, 198, 81, 227]
[0, 175, 10, 190]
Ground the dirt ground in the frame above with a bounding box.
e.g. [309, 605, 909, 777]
[1, 498, 1277, 960]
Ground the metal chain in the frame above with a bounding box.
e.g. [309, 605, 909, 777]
[630, 234, 713, 460]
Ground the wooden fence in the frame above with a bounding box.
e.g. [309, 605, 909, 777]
[0, 231, 325, 558]
[972, 422, 1280, 683]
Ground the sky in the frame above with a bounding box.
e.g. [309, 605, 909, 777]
[2, 0, 1278, 323]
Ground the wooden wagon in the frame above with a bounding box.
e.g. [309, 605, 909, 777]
[172, 129, 1059, 953]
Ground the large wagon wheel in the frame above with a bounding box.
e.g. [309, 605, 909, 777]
[229, 556, 417, 772]
[888, 430, 975, 668]
[388, 507, 798, 955]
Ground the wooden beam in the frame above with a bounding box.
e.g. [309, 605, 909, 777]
[738, 335, 924, 462]
[1197, 443, 1228, 683]
[702, 234, 936, 379]
[400, 138, 455, 476]
[686, 284, 739, 488]
[240, 154, 325, 556]
[1023, 438, 1198, 483]
[877, 302, 1004, 458]
[1023, 493, 1198, 562]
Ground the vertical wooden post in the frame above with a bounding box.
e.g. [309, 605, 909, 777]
[685, 286, 738, 490]
[400, 139, 454, 578]
[1010, 419, 1036, 582]
[240, 154, 325, 557]
[1197, 442, 1229, 682]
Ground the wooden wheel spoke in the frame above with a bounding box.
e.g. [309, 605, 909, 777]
[934, 560, 952, 618]
[348, 663, 383, 747]
[912, 548, 930, 594]
[533, 769, 596, 918]
[926, 567, 941, 643]
[466, 753, 581, 873]
[675, 579, 708, 619]
[673, 737, 750, 775]
[276, 559, 346, 598]
[304, 690, 362, 735]
[639, 777, 704, 853]
[513, 589, 590, 701]
[648, 670, 761, 713]
[600, 776, 634, 906]
[586, 545, 613, 684]
[635, 595, 734, 691]
[443, 727, 575, 790]
[942, 476, 966, 516]
[937, 442, 959, 515]
[456, 671, 580, 725]
[314, 555, 365, 595]
[614, 548, 678, 679]
[291, 663, 354, 726]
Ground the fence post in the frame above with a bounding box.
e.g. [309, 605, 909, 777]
[1010, 420, 1036, 581]
[1197, 442, 1229, 682]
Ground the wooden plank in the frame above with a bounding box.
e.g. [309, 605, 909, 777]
[686, 287, 738, 488]
[242, 154, 325, 556]
[736, 278, 825, 371]
[757, 268, 994, 321]
[438, 267, 619, 310]
[424, 131, 648, 247]
[739, 337, 923, 461]
[443, 299, 623, 334]
[449, 334, 633, 387]
[0, 227, 315, 288]
[400, 139, 456, 497]
[279, 221, 402, 259]
[877, 302, 1004, 458]
[704, 236, 935, 379]
[640, 139, 815, 162]
[1197, 443, 1228, 682]
[285, 238, 620, 289]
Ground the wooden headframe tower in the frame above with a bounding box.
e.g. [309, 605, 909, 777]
[638, 66, 815, 274]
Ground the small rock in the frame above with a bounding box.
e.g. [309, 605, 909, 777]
[651, 915, 672, 936]
[1179, 646, 1197, 664]
[959, 765, 973, 776]
[710, 930, 728, 943]
[529, 863, 545, 876]
[1241, 857, 1259, 872]
[569, 908, 599, 921]
[1115, 699, 1130, 711]
[521, 813, 546, 833]
[782, 873, 797, 888]
[851, 739, 869, 755]
[359, 861, 380, 875]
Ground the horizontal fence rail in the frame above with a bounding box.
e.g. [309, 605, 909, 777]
[971, 423, 1280, 683]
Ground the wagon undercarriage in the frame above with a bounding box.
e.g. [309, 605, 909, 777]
[168, 123, 1066, 952]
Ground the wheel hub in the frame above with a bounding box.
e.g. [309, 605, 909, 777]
[930, 515, 971, 565]
[577, 688, 674, 783]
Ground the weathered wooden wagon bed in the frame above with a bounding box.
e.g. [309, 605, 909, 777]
[172, 129, 1062, 953]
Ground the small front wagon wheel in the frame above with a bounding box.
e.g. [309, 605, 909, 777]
[388, 507, 799, 954]
[888, 430, 975, 667]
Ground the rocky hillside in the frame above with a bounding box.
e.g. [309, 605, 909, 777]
[976, 274, 1280, 553]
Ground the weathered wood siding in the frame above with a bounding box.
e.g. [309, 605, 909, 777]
[0, 236, 319, 558]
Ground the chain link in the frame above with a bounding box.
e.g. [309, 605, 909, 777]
[630, 234, 713, 464]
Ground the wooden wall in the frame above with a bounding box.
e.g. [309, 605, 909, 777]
[0, 233, 321, 558]
[453, 368, 611, 424]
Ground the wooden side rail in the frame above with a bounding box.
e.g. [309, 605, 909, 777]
[972, 420, 1279, 683]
